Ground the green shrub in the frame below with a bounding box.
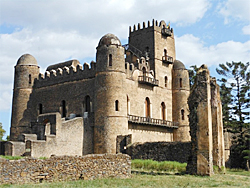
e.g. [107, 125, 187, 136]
[0, 155, 24, 160]
[132, 159, 187, 173]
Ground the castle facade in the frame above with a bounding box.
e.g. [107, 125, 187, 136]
[8, 20, 191, 157]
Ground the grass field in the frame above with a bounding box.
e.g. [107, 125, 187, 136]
[0, 159, 250, 188]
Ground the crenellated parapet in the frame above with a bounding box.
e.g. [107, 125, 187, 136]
[129, 19, 174, 37]
[34, 60, 96, 88]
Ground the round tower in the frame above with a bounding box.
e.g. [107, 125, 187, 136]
[94, 34, 127, 154]
[172, 60, 190, 141]
[10, 54, 40, 141]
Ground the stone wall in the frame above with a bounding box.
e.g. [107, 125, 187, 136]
[126, 141, 191, 163]
[0, 154, 131, 185]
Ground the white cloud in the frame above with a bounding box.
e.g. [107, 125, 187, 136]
[242, 25, 250, 35]
[176, 34, 250, 67]
[0, 0, 210, 33]
[0, 0, 211, 112]
[218, 0, 250, 24]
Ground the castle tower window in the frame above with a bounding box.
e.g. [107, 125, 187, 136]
[142, 67, 146, 77]
[164, 49, 167, 57]
[109, 54, 112, 66]
[145, 97, 150, 117]
[61, 100, 66, 118]
[180, 78, 183, 88]
[161, 102, 166, 120]
[129, 64, 132, 70]
[29, 74, 31, 84]
[165, 76, 168, 87]
[115, 100, 119, 111]
[39, 103, 43, 114]
[84, 95, 91, 113]
[127, 96, 130, 115]
[181, 109, 185, 120]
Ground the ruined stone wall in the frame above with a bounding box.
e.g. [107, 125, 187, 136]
[0, 154, 131, 185]
[186, 65, 213, 175]
[126, 141, 191, 163]
[29, 114, 84, 158]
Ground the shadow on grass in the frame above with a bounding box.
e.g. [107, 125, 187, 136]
[131, 170, 186, 176]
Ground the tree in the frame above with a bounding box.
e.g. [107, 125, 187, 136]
[216, 61, 250, 170]
[0, 122, 6, 141]
[188, 65, 199, 88]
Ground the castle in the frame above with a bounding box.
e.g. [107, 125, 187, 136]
[7, 20, 191, 157]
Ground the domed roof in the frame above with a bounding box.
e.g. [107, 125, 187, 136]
[98, 33, 121, 47]
[17, 54, 38, 66]
[173, 60, 185, 69]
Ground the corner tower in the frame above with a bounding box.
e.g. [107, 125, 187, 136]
[94, 34, 127, 154]
[10, 54, 40, 141]
[172, 60, 190, 141]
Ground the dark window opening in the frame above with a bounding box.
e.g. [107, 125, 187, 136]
[61, 100, 66, 118]
[180, 78, 183, 88]
[129, 64, 132, 70]
[165, 76, 168, 87]
[39, 103, 43, 114]
[161, 102, 166, 120]
[109, 54, 112, 66]
[145, 97, 150, 117]
[29, 74, 31, 84]
[115, 100, 119, 111]
[181, 109, 185, 120]
[127, 96, 130, 115]
[164, 49, 167, 57]
[85, 95, 91, 113]
[125, 63, 127, 69]
[142, 67, 146, 77]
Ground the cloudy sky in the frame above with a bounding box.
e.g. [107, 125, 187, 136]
[0, 0, 249, 138]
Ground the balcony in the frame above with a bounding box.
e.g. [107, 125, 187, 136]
[138, 76, 159, 86]
[128, 115, 179, 129]
[161, 28, 172, 37]
[162, 55, 173, 64]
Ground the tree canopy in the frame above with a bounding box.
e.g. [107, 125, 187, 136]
[216, 61, 250, 170]
[0, 122, 6, 141]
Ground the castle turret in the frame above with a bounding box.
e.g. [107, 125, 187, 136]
[94, 34, 127, 154]
[172, 60, 190, 141]
[10, 54, 40, 141]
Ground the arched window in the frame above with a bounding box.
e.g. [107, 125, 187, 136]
[61, 100, 66, 118]
[161, 102, 166, 120]
[145, 97, 150, 117]
[164, 49, 167, 57]
[85, 95, 91, 113]
[142, 67, 146, 77]
[165, 76, 168, 87]
[127, 96, 130, 115]
[181, 109, 185, 120]
[180, 78, 183, 88]
[129, 64, 132, 70]
[39, 103, 43, 114]
[115, 100, 119, 111]
[109, 54, 112, 66]
[29, 74, 31, 84]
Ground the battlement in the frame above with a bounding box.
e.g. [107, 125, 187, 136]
[129, 19, 174, 36]
[34, 60, 96, 88]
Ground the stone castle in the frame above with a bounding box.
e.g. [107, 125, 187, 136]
[6, 20, 191, 157]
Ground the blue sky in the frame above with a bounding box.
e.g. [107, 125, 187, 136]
[0, 0, 249, 139]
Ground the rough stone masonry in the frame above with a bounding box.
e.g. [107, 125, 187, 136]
[186, 65, 225, 176]
[0, 154, 131, 184]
